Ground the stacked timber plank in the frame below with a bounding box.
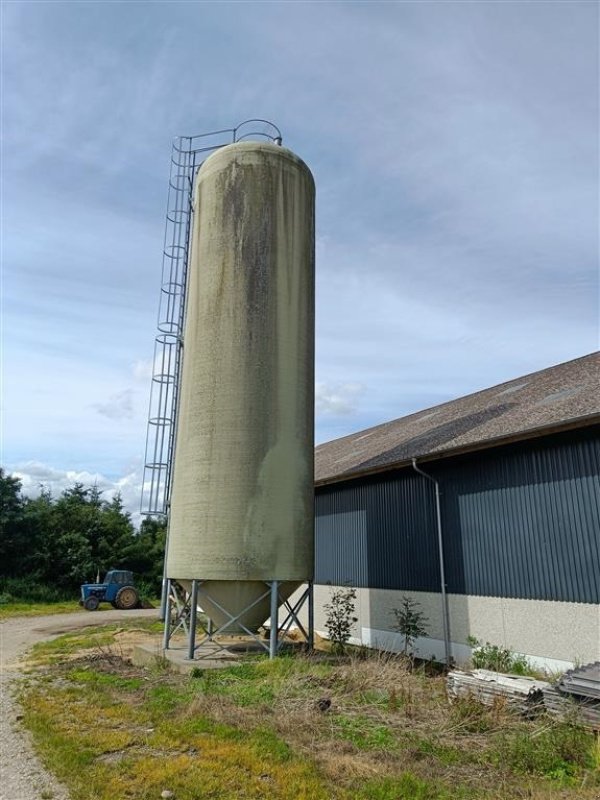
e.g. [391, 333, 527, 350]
[447, 669, 549, 717]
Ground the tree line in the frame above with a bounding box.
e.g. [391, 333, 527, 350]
[0, 468, 166, 602]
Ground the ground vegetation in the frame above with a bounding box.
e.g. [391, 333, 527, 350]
[18, 624, 600, 800]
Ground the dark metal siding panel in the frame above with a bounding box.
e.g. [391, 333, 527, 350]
[437, 434, 600, 603]
[314, 510, 367, 586]
[315, 472, 439, 591]
[315, 431, 600, 604]
[368, 473, 439, 592]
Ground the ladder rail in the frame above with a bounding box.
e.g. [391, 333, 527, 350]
[141, 121, 283, 517]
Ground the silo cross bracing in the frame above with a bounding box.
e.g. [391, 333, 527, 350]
[166, 140, 315, 637]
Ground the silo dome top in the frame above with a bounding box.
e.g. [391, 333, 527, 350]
[197, 140, 314, 188]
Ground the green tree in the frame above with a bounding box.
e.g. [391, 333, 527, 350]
[122, 516, 166, 595]
[0, 471, 163, 600]
[0, 469, 25, 577]
[21, 487, 56, 579]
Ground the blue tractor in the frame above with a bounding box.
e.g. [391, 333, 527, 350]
[80, 569, 140, 611]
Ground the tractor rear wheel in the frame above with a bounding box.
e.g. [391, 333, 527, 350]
[84, 596, 100, 611]
[115, 586, 139, 610]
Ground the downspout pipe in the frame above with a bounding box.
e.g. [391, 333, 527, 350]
[411, 458, 451, 667]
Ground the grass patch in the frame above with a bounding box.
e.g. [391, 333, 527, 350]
[492, 721, 596, 781]
[29, 618, 162, 665]
[67, 667, 144, 691]
[334, 713, 396, 751]
[357, 773, 475, 800]
[0, 601, 81, 620]
[17, 624, 600, 800]
[31, 630, 117, 661]
[408, 734, 468, 766]
[193, 664, 276, 707]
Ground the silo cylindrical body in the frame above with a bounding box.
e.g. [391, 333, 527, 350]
[166, 141, 315, 632]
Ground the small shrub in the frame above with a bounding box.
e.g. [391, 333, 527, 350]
[323, 587, 358, 654]
[390, 596, 429, 657]
[467, 636, 532, 675]
[134, 578, 156, 603]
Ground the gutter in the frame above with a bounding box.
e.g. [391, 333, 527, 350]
[411, 458, 452, 667]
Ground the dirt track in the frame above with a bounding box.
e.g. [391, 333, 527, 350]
[0, 608, 158, 800]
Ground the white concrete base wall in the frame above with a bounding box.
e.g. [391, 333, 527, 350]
[289, 585, 600, 671]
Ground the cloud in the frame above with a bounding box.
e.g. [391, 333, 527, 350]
[3, 1, 597, 487]
[11, 460, 145, 528]
[92, 390, 135, 421]
[316, 382, 366, 416]
[132, 359, 154, 382]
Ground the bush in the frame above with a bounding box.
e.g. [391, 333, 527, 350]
[0, 577, 70, 603]
[390, 596, 429, 657]
[135, 578, 158, 603]
[467, 636, 532, 675]
[323, 587, 358, 654]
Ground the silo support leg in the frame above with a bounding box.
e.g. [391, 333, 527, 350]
[159, 575, 168, 622]
[162, 580, 172, 651]
[308, 581, 314, 652]
[269, 580, 279, 660]
[187, 580, 199, 660]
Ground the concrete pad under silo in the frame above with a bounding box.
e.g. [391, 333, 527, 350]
[132, 639, 266, 674]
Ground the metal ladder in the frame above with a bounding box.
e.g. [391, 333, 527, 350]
[140, 121, 283, 517]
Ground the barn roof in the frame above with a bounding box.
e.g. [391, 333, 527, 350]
[315, 352, 600, 486]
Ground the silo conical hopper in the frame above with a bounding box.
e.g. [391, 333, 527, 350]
[166, 141, 315, 634]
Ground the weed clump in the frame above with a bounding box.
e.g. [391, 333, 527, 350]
[467, 636, 533, 675]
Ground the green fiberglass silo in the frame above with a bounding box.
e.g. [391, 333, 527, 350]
[166, 141, 315, 633]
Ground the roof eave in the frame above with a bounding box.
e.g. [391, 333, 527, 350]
[314, 413, 600, 489]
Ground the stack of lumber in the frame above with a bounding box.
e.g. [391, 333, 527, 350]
[447, 669, 549, 717]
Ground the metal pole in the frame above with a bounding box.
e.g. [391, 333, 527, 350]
[159, 575, 168, 622]
[411, 459, 451, 667]
[188, 580, 198, 660]
[162, 580, 172, 650]
[307, 581, 314, 651]
[269, 580, 279, 660]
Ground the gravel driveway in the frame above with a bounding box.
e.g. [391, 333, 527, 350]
[0, 608, 158, 800]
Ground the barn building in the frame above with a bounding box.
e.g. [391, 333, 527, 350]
[309, 352, 600, 671]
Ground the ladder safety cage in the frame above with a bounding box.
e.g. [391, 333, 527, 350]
[141, 120, 283, 516]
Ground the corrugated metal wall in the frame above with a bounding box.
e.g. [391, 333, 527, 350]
[315, 429, 600, 604]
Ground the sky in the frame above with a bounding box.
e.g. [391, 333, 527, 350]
[3, 0, 598, 522]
